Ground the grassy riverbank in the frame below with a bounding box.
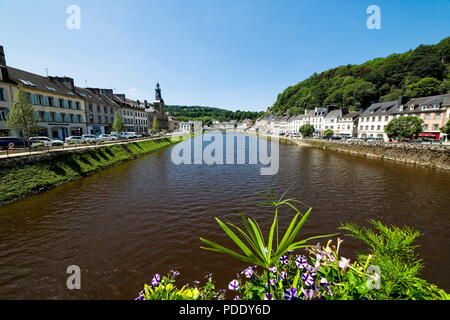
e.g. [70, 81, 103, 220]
[0, 137, 188, 207]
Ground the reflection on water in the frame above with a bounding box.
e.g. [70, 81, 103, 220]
[0, 133, 449, 299]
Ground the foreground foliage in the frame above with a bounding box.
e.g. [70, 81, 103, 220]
[138, 187, 448, 300]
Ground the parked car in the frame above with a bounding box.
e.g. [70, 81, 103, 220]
[421, 138, 442, 145]
[65, 136, 85, 144]
[29, 136, 64, 147]
[97, 134, 117, 141]
[82, 134, 98, 142]
[119, 132, 129, 139]
[126, 132, 139, 138]
[0, 136, 30, 150]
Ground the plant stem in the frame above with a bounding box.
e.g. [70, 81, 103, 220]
[266, 270, 271, 298]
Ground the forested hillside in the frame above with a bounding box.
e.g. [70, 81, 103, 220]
[270, 37, 450, 115]
[165, 105, 264, 124]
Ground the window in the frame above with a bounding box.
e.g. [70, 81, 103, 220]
[89, 104, 93, 112]
[378, 117, 382, 121]
[59, 99, 64, 108]
[51, 112, 56, 122]
[97, 105, 101, 113]
[424, 113, 430, 120]
[48, 97, 53, 106]
[434, 113, 441, 120]
[377, 125, 381, 130]
[69, 114, 74, 122]
[39, 111, 45, 121]
[371, 125, 374, 130]
[98, 115, 101, 123]
[0, 110, 7, 121]
[76, 102, 80, 110]
[423, 124, 429, 130]
[68, 100, 72, 109]
[78, 115, 82, 123]
[433, 124, 439, 131]
[385, 116, 389, 121]
[104, 106, 107, 113]
[0, 88, 4, 101]
[37, 95, 43, 105]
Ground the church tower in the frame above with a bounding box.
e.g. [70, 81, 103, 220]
[155, 82, 162, 101]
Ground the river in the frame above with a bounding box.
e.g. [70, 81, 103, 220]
[0, 132, 449, 299]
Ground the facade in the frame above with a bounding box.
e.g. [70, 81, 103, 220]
[287, 115, 304, 134]
[1, 65, 87, 139]
[178, 121, 193, 133]
[395, 94, 450, 140]
[0, 50, 15, 135]
[336, 111, 360, 137]
[146, 83, 169, 132]
[255, 114, 275, 132]
[270, 115, 289, 134]
[75, 86, 118, 135]
[323, 108, 348, 133]
[358, 98, 401, 141]
[303, 108, 327, 134]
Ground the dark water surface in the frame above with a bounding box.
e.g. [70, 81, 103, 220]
[0, 133, 449, 299]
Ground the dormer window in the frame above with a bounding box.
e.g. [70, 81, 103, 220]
[410, 105, 414, 111]
[399, 105, 404, 111]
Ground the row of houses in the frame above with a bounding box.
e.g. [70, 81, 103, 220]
[254, 94, 450, 141]
[0, 45, 178, 139]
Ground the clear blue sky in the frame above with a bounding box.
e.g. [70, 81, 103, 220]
[0, 0, 449, 111]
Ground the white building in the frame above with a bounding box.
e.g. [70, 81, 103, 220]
[336, 111, 360, 137]
[357, 99, 401, 141]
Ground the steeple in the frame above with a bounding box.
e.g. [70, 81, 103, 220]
[155, 82, 162, 101]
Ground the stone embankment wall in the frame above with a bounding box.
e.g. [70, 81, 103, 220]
[301, 139, 450, 170]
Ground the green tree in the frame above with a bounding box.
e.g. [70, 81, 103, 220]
[405, 77, 442, 97]
[299, 124, 315, 137]
[323, 129, 334, 137]
[440, 120, 450, 135]
[152, 117, 159, 132]
[7, 84, 37, 146]
[385, 116, 424, 140]
[112, 110, 125, 132]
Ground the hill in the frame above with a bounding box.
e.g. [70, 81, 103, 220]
[165, 105, 264, 124]
[270, 37, 450, 115]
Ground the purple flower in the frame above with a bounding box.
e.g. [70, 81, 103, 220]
[302, 286, 319, 300]
[151, 274, 160, 287]
[306, 264, 316, 277]
[269, 278, 276, 286]
[234, 296, 240, 300]
[264, 293, 273, 300]
[320, 278, 333, 295]
[269, 266, 277, 273]
[171, 270, 180, 277]
[135, 294, 145, 300]
[241, 267, 254, 279]
[286, 249, 294, 255]
[284, 287, 298, 300]
[193, 280, 200, 286]
[280, 271, 287, 281]
[228, 279, 239, 291]
[301, 272, 314, 287]
[205, 273, 213, 281]
[280, 255, 289, 265]
[295, 255, 308, 269]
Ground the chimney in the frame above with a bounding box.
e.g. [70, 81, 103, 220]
[0, 46, 6, 66]
[49, 76, 74, 90]
[144, 100, 148, 108]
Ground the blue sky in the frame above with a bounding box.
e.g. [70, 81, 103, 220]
[0, 0, 449, 111]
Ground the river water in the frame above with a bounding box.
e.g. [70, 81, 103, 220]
[0, 133, 449, 299]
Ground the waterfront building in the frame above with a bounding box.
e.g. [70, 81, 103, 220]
[85, 88, 122, 133]
[323, 108, 348, 133]
[146, 83, 169, 132]
[270, 115, 289, 135]
[336, 111, 360, 137]
[287, 114, 304, 134]
[357, 98, 401, 141]
[255, 114, 275, 132]
[178, 121, 193, 133]
[394, 94, 450, 141]
[0, 52, 86, 138]
[303, 107, 327, 135]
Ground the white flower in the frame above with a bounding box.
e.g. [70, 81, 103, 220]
[338, 257, 351, 270]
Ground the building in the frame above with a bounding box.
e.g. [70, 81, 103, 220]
[323, 108, 348, 133]
[0, 49, 87, 138]
[336, 111, 360, 137]
[178, 121, 193, 133]
[287, 114, 304, 134]
[304, 107, 328, 134]
[85, 88, 122, 134]
[270, 115, 290, 135]
[255, 114, 275, 132]
[357, 98, 402, 141]
[146, 83, 169, 132]
[395, 94, 450, 140]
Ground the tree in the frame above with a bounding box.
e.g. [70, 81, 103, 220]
[440, 120, 450, 135]
[7, 84, 37, 146]
[112, 110, 125, 132]
[324, 129, 334, 137]
[384, 116, 424, 140]
[299, 124, 315, 137]
[404, 77, 442, 97]
[153, 117, 159, 132]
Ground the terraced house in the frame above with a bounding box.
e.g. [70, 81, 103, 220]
[0, 48, 86, 138]
[74, 86, 117, 135]
[395, 94, 450, 141]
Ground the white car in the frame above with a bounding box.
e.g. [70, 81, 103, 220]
[98, 134, 117, 141]
[82, 134, 98, 142]
[29, 136, 64, 146]
[119, 132, 129, 139]
[126, 132, 139, 138]
[65, 136, 85, 144]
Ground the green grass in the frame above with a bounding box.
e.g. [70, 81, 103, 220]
[0, 137, 186, 207]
